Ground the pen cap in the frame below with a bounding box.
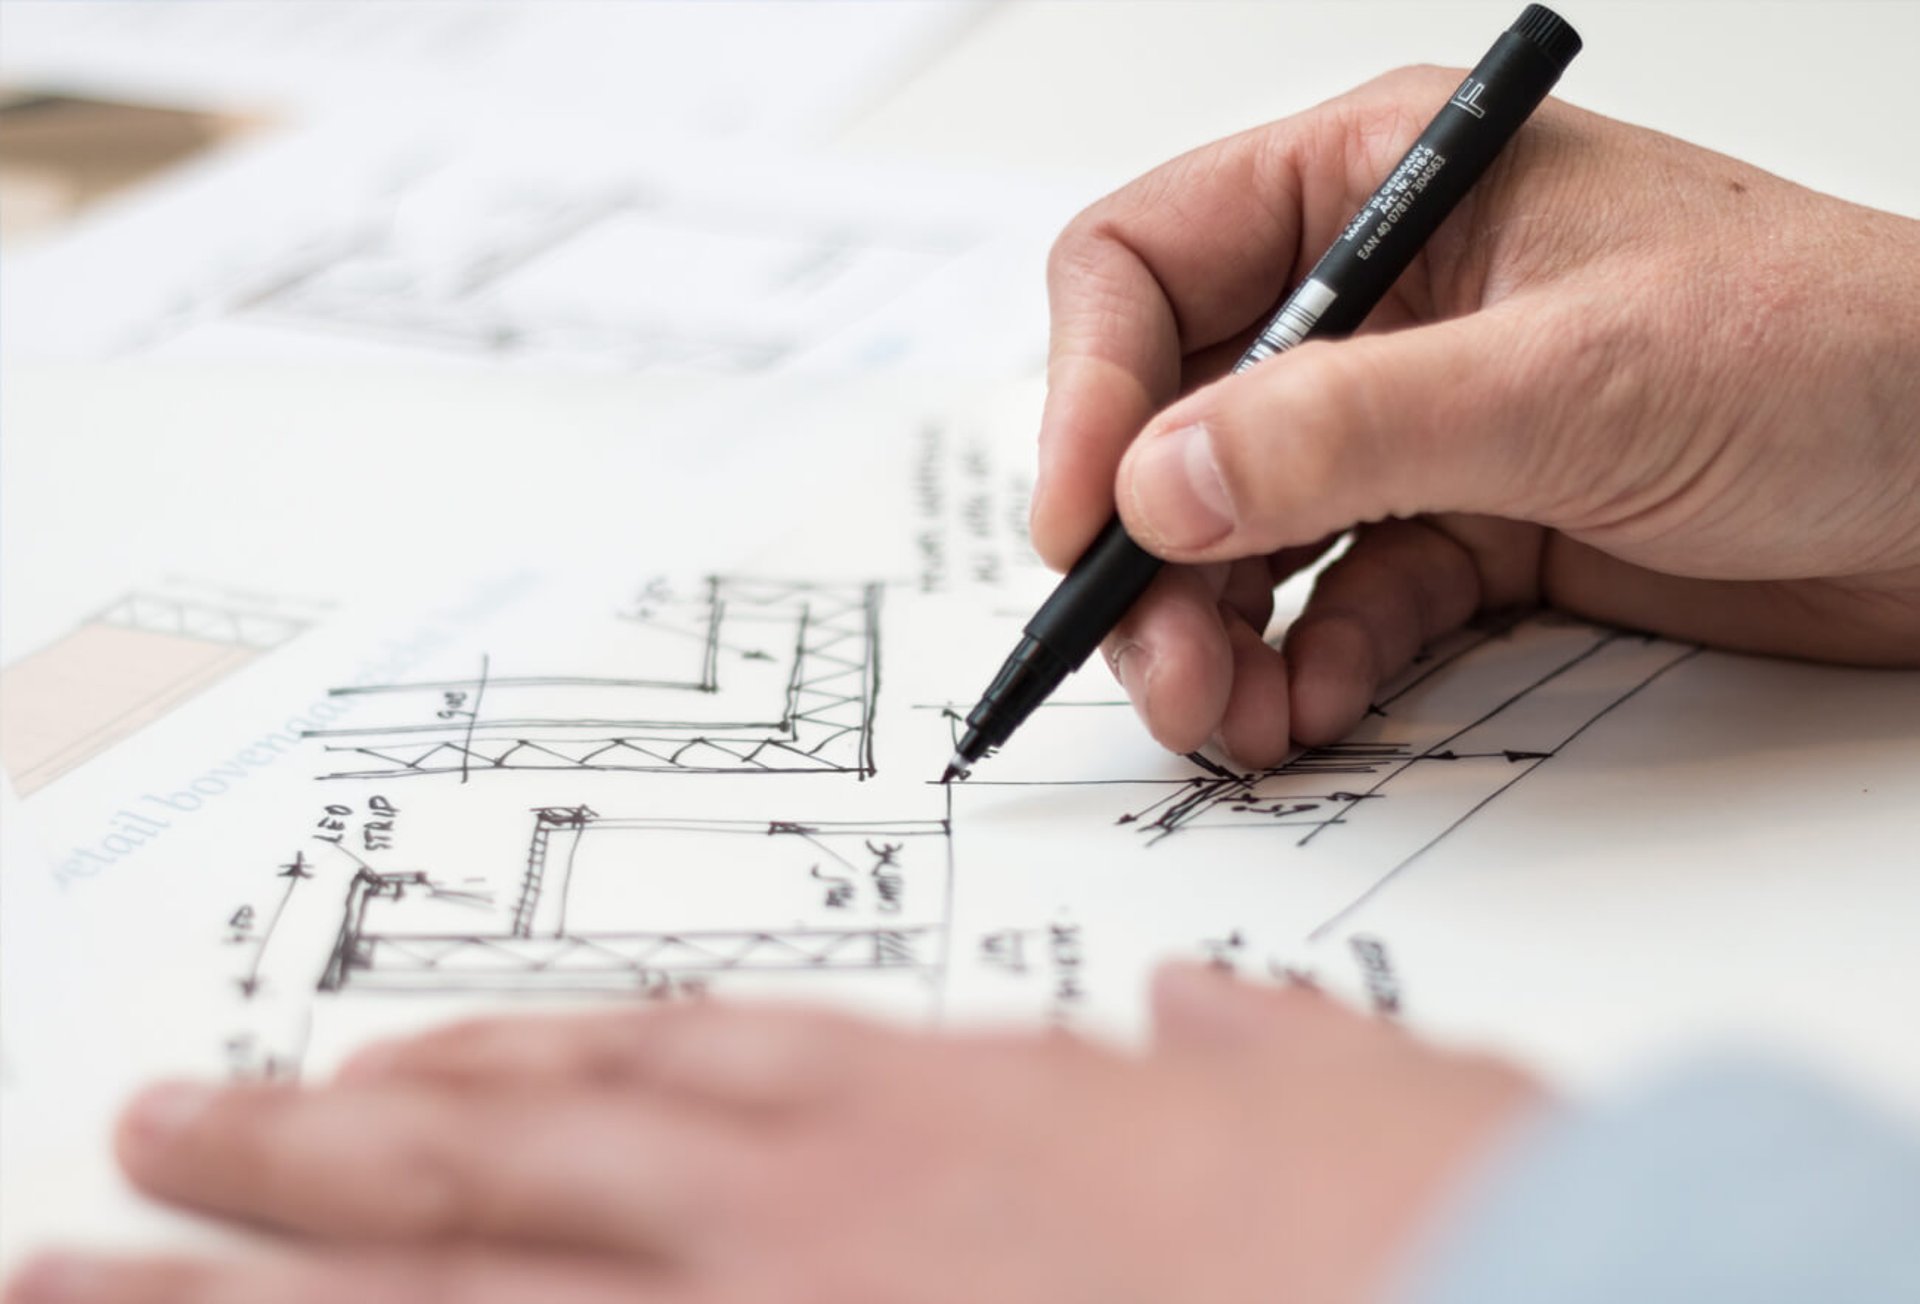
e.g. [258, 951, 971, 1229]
[1508, 5, 1582, 75]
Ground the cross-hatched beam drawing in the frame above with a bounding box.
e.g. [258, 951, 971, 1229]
[308, 577, 880, 781]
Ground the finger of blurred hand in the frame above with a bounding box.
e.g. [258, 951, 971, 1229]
[115, 1079, 751, 1253]
[341, 1003, 891, 1113]
[3, 1247, 678, 1304]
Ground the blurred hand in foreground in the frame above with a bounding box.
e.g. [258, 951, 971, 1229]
[7, 967, 1539, 1304]
[1031, 67, 1920, 764]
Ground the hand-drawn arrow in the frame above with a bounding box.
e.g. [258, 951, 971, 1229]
[1422, 749, 1553, 763]
[235, 852, 312, 1000]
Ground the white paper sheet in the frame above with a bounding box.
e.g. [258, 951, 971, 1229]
[1, 115, 1065, 375]
[4, 365, 1918, 1266]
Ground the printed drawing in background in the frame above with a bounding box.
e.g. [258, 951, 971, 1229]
[229, 171, 970, 371]
[0, 584, 323, 796]
[308, 577, 880, 781]
[316, 807, 951, 1003]
[945, 611, 1702, 939]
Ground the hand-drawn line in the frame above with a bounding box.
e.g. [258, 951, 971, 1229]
[933, 618, 1701, 883]
[458, 653, 489, 784]
[1117, 744, 1411, 843]
[1307, 644, 1704, 940]
[333, 676, 719, 693]
[616, 584, 755, 678]
[934, 777, 957, 1023]
[1111, 630, 1632, 847]
[1294, 631, 1622, 848]
[1184, 751, 1240, 780]
[235, 851, 315, 999]
[1372, 606, 1532, 712]
[319, 807, 950, 996]
[306, 578, 880, 780]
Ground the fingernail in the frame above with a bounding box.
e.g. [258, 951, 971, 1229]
[123, 1081, 215, 1145]
[7, 1252, 105, 1302]
[1127, 423, 1233, 550]
[1111, 643, 1152, 706]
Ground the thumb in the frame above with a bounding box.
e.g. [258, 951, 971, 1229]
[1115, 308, 1574, 561]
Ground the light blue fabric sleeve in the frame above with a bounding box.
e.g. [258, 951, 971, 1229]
[1394, 1058, 1920, 1304]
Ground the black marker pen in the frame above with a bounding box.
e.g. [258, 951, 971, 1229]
[944, 4, 1581, 782]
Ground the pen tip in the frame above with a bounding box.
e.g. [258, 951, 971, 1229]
[939, 753, 971, 784]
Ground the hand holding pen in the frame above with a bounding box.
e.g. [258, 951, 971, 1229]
[998, 20, 1920, 772]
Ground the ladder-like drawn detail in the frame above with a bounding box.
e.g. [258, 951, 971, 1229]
[319, 808, 951, 995]
[510, 804, 594, 936]
[308, 577, 881, 781]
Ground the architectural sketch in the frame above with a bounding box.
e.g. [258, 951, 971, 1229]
[1117, 625, 1697, 851]
[309, 577, 880, 781]
[944, 613, 1702, 938]
[238, 175, 969, 371]
[317, 805, 952, 998]
[1, 587, 313, 795]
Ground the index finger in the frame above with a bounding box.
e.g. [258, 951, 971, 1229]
[1031, 67, 1452, 569]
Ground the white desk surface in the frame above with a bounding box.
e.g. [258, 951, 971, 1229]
[840, 1, 1920, 219]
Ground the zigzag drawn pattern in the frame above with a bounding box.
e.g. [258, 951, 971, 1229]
[343, 927, 933, 991]
[316, 577, 879, 780]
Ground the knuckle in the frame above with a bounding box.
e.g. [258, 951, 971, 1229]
[1045, 208, 1119, 293]
[1539, 291, 1638, 400]
[1323, 67, 1466, 186]
[1047, 151, 1194, 293]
